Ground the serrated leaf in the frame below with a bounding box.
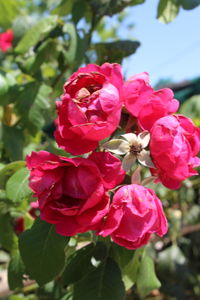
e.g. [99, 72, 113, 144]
[8, 251, 25, 290]
[157, 0, 180, 23]
[136, 250, 161, 297]
[15, 16, 58, 54]
[74, 257, 125, 300]
[19, 218, 68, 285]
[6, 168, 31, 203]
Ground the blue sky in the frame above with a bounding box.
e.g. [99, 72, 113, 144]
[120, 1, 200, 86]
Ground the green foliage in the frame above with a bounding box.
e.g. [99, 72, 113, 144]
[6, 168, 31, 203]
[94, 40, 140, 64]
[8, 251, 26, 290]
[180, 0, 200, 9]
[15, 16, 59, 54]
[0, 213, 17, 251]
[0, 0, 21, 29]
[73, 257, 125, 300]
[136, 250, 161, 297]
[19, 218, 69, 285]
[157, 0, 180, 23]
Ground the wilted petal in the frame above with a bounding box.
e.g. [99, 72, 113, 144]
[138, 150, 155, 168]
[103, 139, 129, 155]
[138, 131, 150, 148]
[122, 153, 136, 171]
[121, 133, 138, 145]
[131, 166, 142, 184]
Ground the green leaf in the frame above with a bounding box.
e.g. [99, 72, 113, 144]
[62, 242, 108, 285]
[28, 84, 51, 130]
[51, 0, 73, 16]
[0, 0, 20, 29]
[63, 23, 78, 64]
[136, 250, 161, 297]
[123, 248, 144, 290]
[14, 82, 51, 132]
[94, 40, 140, 64]
[19, 218, 68, 285]
[0, 213, 18, 251]
[179, 94, 200, 120]
[89, 0, 145, 17]
[72, 0, 86, 24]
[8, 251, 25, 290]
[0, 161, 25, 189]
[15, 16, 58, 54]
[180, 0, 200, 9]
[74, 257, 125, 300]
[0, 74, 9, 97]
[2, 125, 24, 161]
[157, 0, 180, 23]
[6, 168, 31, 203]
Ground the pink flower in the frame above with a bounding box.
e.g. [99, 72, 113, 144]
[150, 115, 200, 189]
[98, 184, 167, 250]
[0, 29, 13, 52]
[55, 63, 123, 155]
[122, 72, 179, 131]
[26, 151, 125, 236]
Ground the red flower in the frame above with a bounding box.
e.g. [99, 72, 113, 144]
[122, 72, 179, 131]
[55, 63, 123, 155]
[26, 151, 125, 236]
[98, 184, 167, 250]
[0, 29, 13, 52]
[150, 115, 200, 189]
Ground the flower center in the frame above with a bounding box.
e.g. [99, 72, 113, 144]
[130, 144, 143, 155]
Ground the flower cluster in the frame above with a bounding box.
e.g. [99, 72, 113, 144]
[27, 63, 200, 250]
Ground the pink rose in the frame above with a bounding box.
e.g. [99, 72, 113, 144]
[55, 63, 123, 155]
[0, 29, 13, 52]
[122, 72, 179, 131]
[98, 184, 167, 250]
[26, 151, 125, 236]
[150, 115, 200, 189]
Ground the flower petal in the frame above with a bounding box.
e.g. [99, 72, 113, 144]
[138, 150, 155, 168]
[103, 139, 129, 155]
[138, 131, 150, 148]
[121, 133, 138, 144]
[122, 153, 136, 171]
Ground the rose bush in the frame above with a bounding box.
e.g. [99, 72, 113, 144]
[55, 63, 123, 155]
[0, 29, 13, 52]
[150, 115, 200, 189]
[122, 72, 179, 131]
[98, 184, 168, 249]
[26, 150, 125, 236]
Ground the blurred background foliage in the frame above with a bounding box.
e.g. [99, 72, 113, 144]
[0, 0, 200, 300]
